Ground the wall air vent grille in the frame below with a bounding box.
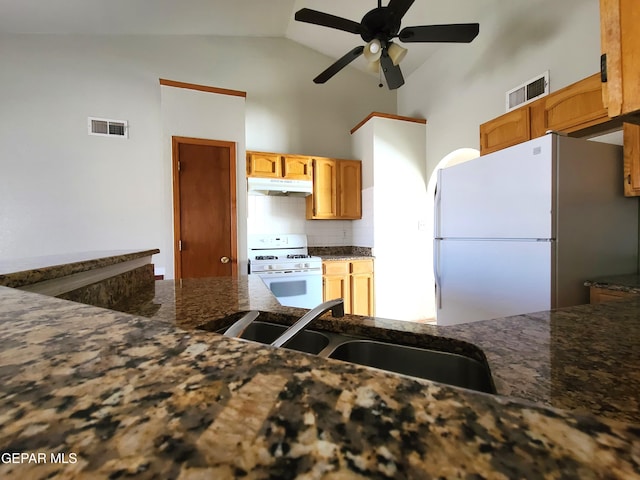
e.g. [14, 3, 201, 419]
[506, 71, 549, 111]
[88, 117, 128, 138]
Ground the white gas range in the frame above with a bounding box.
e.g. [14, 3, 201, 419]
[248, 234, 322, 309]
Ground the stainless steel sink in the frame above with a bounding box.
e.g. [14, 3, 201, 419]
[200, 312, 495, 394]
[326, 340, 496, 394]
[212, 320, 330, 355]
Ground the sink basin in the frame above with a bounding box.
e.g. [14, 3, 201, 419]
[216, 320, 330, 355]
[327, 340, 495, 394]
[200, 313, 495, 393]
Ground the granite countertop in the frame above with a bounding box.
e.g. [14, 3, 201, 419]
[308, 247, 373, 262]
[319, 255, 374, 261]
[584, 274, 640, 294]
[0, 249, 160, 289]
[1, 273, 640, 478]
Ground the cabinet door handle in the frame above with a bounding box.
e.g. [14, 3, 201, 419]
[220, 256, 230, 264]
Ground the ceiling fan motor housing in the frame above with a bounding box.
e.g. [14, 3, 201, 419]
[360, 7, 401, 43]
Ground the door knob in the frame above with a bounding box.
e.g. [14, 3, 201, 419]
[220, 256, 230, 264]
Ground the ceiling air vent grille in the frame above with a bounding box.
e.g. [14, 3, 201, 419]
[506, 71, 549, 111]
[88, 117, 128, 138]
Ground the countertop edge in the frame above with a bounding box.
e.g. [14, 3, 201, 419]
[0, 249, 160, 288]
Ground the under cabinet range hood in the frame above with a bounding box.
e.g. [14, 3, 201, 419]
[247, 177, 312, 197]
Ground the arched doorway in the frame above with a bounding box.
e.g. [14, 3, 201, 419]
[423, 148, 479, 320]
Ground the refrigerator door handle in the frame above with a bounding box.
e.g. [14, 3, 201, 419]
[434, 239, 442, 309]
[434, 173, 443, 238]
[433, 172, 443, 310]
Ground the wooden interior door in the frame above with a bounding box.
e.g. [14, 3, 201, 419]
[172, 137, 237, 279]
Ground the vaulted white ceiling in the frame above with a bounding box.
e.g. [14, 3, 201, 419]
[0, 0, 490, 78]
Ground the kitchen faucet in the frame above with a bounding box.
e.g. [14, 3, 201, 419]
[271, 298, 345, 348]
[222, 311, 260, 338]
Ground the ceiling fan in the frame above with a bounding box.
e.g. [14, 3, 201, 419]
[295, 0, 479, 90]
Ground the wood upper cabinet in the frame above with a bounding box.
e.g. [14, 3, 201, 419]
[541, 73, 609, 133]
[322, 259, 374, 316]
[246, 151, 311, 180]
[282, 155, 312, 180]
[600, 0, 640, 118]
[480, 74, 613, 156]
[246, 152, 282, 178]
[479, 107, 531, 155]
[623, 122, 640, 196]
[307, 158, 338, 218]
[338, 160, 362, 219]
[306, 158, 362, 220]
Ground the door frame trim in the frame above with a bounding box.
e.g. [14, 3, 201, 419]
[171, 136, 238, 280]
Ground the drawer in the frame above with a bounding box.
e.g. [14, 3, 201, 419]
[323, 261, 349, 275]
[350, 259, 373, 274]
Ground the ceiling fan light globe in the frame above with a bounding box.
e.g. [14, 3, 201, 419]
[363, 39, 382, 62]
[387, 42, 408, 66]
[367, 59, 381, 73]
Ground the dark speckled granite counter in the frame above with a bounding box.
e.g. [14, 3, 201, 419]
[319, 255, 374, 262]
[0, 249, 159, 288]
[584, 274, 640, 294]
[308, 246, 372, 257]
[1, 270, 640, 477]
[0, 250, 159, 310]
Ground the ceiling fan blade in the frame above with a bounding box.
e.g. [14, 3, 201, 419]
[387, 0, 415, 21]
[314, 46, 365, 84]
[380, 49, 405, 90]
[295, 8, 364, 35]
[399, 23, 480, 43]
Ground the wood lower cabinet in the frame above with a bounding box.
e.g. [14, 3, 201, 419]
[590, 286, 639, 303]
[349, 259, 375, 316]
[322, 261, 350, 310]
[322, 259, 374, 316]
[623, 122, 640, 196]
[306, 158, 362, 220]
[600, 0, 640, 118]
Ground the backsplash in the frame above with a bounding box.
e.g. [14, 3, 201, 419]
[247, 195, 307, 235]
[247, 195, 356, 246]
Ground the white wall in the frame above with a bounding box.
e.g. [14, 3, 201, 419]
[0, 34, 395, 272]
[352, 116, 430, 321]
[160, 86, 246, 278]
[247, 195, 354, 247]
[398, 0, 601, 175]
[351, 120, 376, 248]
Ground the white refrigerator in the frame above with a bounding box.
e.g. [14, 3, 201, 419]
[434, 133, 638, 326]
